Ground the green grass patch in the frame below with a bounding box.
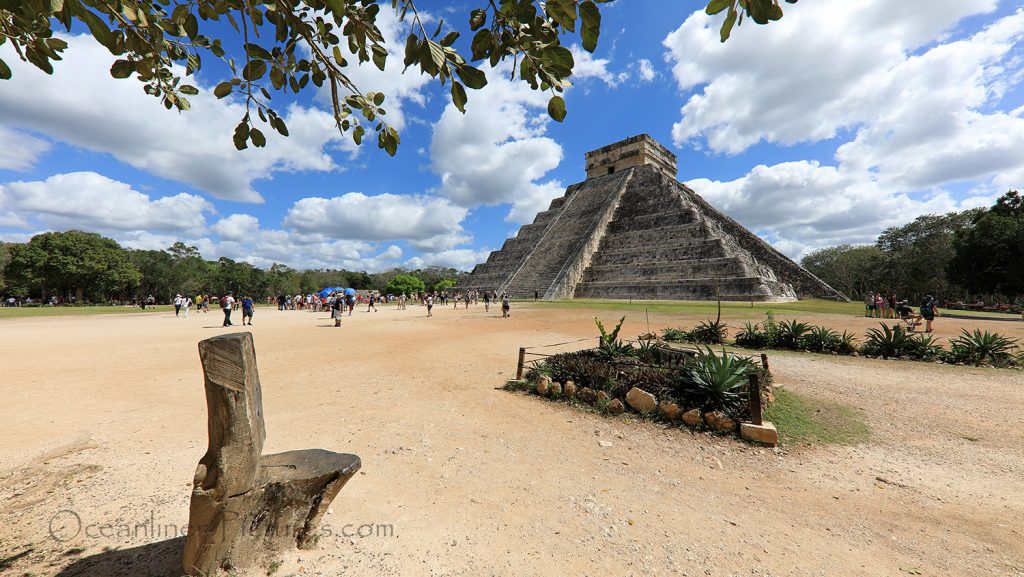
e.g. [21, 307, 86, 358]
[765, 387, 870, 446]
[0, 305, 172, 319]
[530, 298, 864, 318]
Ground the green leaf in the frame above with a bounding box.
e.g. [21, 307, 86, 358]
[325, 0, 346, 20]
[184, 13, 199, 38]
[353, 125, 365, 145]
[470, 29, 492, 61]
[179, 84, 199, 96]
[372, 92, 385, 106]
[403, 33, 419, 68]
[0, 58, 11, 81]
[451, 80, 467, 113]
[371, 45, 387, 71]
[214, 81, 233, 98]
[242, 59, 267, 81]
[50, 0, 64, 12]
[455, 64, 487, 89]
[579, 1, 601, 53]
[250, 127, 266, 147]
[547, 95, 566, 122]
[80, 9, 116, 51]
[232, 121, 249, 150]
[705, 0, 732, 15]
[469, 8, 486, 31]
[440, 31, 460, 47]
[720, 8, 738, 42]
[540, 45, 574, 73]
[110, 59, 134, 79]
[546, 0, 577, 33]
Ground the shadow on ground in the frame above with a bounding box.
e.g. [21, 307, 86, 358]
[54, 536, 184, 577]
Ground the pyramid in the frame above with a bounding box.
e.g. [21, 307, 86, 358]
[458, 134, 845, 302]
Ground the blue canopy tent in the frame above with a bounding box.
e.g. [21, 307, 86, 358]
[318, 287, 349, 299]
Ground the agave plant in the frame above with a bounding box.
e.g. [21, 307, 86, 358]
[836, 331, 859, 355]
[800, 325, 839, 353]
[949, 328, 1020, 367]
[776, 319, 812, 350]
[673, 346, 757, 416]
[685, 319, 728, 344]
[861, 323, 911, 358]
[904, 333, 943, 360]
[660, 327, 688, 342]
[595, 316, 635, 359]
[734, 321, 769, 349]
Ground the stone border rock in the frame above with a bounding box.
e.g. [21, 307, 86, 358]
[510, 376, 776, 445]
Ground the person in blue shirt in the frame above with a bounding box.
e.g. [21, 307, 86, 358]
[241, 295, 255, 326]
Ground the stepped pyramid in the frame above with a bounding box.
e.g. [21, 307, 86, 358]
[458, 135, 845, 302]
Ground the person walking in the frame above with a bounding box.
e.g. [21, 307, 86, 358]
[483, 290, 491, 312]
[864, 292, 874, 317]
[920, 294, 939, 333]
[241, 295, 254, 325]
[426, 294, 434, 317]
[221, 291, 235, 327]
[182, 295, 192, 318]
[367, 293, 378, 312]
[174, 294, 182, 317]
[501, 293, 511, 318]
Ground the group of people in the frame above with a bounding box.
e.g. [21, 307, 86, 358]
[173, 292, 255, 326]
[866, 292, 939, 333]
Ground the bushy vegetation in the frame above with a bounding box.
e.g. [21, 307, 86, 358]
[527, 317, 767, 419]
[661, 319, 728, 345]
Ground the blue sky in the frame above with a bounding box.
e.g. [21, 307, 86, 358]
[1, 0, 1023, 271]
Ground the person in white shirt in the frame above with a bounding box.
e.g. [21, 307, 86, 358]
[221, 292, 236, 327]
[182, 295, 193, 318]
[174, 294, 183, 317]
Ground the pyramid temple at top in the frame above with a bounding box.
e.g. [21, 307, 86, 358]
[457, 134, 846, 302]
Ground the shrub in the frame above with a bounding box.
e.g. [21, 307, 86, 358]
[545, 350, 617, 391]
[661, 327, 688, 342]
[904, 333, 942, 361]
[685, 319, 728, 345]
[734, 321, 769, 349]
[776, 320, 812, 350]
[800, 325, 839, 353]
[860, 323, 912, 359]
[835, 331, 859, 355]
[595, 316, 635, 359]
[948, 329, 1020, 367]
[672, 346, 757, 417]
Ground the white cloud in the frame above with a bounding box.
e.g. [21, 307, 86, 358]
[0, 127, 50, 171]
[0, 172, 212, 234]
[213, 214, 261, 242]
[687, 161, 988, 259]
[429, 63, 564, 223]
[0, 34, 352, 203]
[636, 58, 656, 82]
[404, 248, 492, 271]
[664, 0, 1002, 154]
[283, 192, 470, 250]
[569, 44, 626, 87]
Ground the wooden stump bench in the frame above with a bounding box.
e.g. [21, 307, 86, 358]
[182, 332, 361, 575]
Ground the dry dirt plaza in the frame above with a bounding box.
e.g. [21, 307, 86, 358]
[0, 302, 1022, 577]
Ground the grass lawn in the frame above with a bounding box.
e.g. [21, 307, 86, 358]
[765, 387, 871, 446]
[0, 305, 172, 318]
[532, 298, 864, 317]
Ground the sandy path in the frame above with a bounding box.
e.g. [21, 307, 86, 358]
[0, 303, 1022, 577]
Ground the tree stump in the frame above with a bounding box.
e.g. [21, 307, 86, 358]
[182, 333, 361, 575]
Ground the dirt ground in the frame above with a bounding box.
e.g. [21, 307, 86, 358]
[0, 302, 1022, 577]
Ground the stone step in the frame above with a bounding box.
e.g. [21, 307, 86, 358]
[581, 258, 751, 282]
[590, 239, 729, 265]
[605, 209, 697, 232]
[574, 277, 779, 301]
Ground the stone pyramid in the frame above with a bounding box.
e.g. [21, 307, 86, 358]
[458, 134, 845, 302]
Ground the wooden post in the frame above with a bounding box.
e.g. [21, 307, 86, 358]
[748, 373, 763, 426]
[516, 347, 526, 380]
[760, 353, 769, 373]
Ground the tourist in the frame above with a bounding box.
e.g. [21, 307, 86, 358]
[501, 293, 511, 318]
[887, 293, 897, 319]
[346, 292, 356, 316]
[483, 290, 491, 312]
[241, 295, 254, 325]
[426, 294, 434, 317]
[221, 291, 235, 327]
[877, 293, 889, 319]
[174, 294, 183, 317]
[864, 292, 874, 317]
[920, 294, 939, 333]
[367, 293, 378, 312]
[332, 296, 344, 326]
[463, 292, 471, 310]
[182, 295, 193, 318]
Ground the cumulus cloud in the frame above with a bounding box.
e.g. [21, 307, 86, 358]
[404, 248, 493, 271]
[0, 127, 50, 171]
[569, 44, 627, 87]
[0, 34, 352, 203]
[430, 63, 564, 223]
[636, 58, 657, 82]
[664, 0, 1003, 154]
[283, 192, 470, 250]
[0, 171, 212, 234]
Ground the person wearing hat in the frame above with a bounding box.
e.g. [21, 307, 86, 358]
[221, 291, 236, 327]
[173, 294, 183, 317]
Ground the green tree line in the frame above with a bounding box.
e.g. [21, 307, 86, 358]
[800, 191, 1024, 304]
[0, 231, 460, 304]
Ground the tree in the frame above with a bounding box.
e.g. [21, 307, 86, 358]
[1, 0, 794, 153]
[433, 278, 456, 293]
[949, 191, 1024, 298]
[5, 230, 139, 302]
[384, 273, 424, 296]
[876, 211, 978, 300]
[129, 248, 175, 300]
[800, 245, 884, 299]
